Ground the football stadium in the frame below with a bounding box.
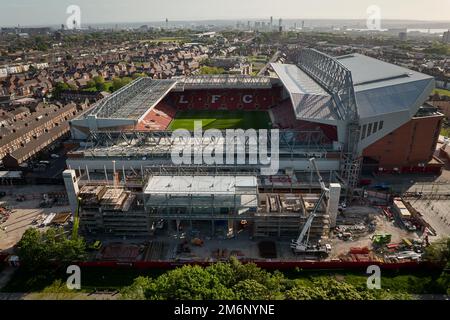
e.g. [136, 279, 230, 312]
[65, 49, 443, 247]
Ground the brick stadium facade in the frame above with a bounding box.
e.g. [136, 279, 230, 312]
[362, 113, 444, 174]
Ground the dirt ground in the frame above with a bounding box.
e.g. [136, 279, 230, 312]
[328, 206, 414, 259]
[0, 184, 70, 252]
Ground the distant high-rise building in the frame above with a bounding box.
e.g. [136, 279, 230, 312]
[443, 30, 450, 44]
[270, 16, 273, 26]
[399, 32, 408, 41]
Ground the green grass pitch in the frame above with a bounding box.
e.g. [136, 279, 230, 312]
[168, 110, 272, 130]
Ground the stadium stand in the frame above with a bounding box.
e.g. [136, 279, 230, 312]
[167, 88, 281, 111]
[270, 99, 297, 129]
[271, 99, 338, 143]
[135, 102, 177, 131]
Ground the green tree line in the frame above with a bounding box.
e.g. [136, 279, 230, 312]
[120, 257, 411, 300]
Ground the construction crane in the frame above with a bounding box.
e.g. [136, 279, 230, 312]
[290, 158, 331, 256]
[71, 196, 81, 239]
[309, 157, 328, 193]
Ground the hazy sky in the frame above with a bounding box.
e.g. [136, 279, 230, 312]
[1, 0, 450, 27]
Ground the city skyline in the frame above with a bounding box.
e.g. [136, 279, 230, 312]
[1, 0, 450, 28]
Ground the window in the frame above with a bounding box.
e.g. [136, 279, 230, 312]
[373, 122, 378, 133]
[379, 121, 384, 130]
[367, 123, 373, 137]
[361, 124, 367, 140]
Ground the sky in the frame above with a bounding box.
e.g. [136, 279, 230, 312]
[1, 0, 450, 27]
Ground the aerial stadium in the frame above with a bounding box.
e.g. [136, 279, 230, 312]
[64, 49, 443, 253]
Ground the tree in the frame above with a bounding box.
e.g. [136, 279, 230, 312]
[233, 279, 269, 300]
[120, 257, 412, 300]
[93, 75, 105, 85]
[17, 227, 86, 271]
[424, 237, 450, 294]
[285, 281, 328, 300]
[86, 80, 96, 88]
[53, 82, 70, 97]
[424, 237, 450, 264]
[111, 77, 132, 92]
[16, 228, 50, 270]
[124, 265, 235, 300]
[132, 73, 146, 79]
[68, 83, 78, 91]
[91, 76, 106, 91]
[424, 43, 450, 55]
[120, 276, 153, 300]
[199, 66, 225, 75]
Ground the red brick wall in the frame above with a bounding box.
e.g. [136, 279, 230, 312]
[363, 115, 443, 168]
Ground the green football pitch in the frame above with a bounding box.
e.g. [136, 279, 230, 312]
[168, 110, 272, 130]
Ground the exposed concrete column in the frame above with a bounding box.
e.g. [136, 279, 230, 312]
[327, 183, 341, 228]
[63, 169, 79, 216]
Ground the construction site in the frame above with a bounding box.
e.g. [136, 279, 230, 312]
[50, 48, 449, 267]
[58, 154, 449, 266]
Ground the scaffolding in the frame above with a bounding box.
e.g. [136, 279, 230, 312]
[81, 129, 337, 160]
[75, 163, 332, 239]
[297, 48, 361, 192]
[254, 193, 329, 239]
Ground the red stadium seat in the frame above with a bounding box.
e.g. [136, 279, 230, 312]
[136, 102, 176, 131]
[208, 91, 225, 110]
[167, 88, 282, 111]
[225, 92, 240, 110]
[192, 92, 208, 109]
[270, 99, 337, 143]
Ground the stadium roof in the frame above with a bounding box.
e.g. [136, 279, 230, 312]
[336, 53, 431, 88]
[173, 75, 273, 90]
[144, 175, 258, 195]
[336, 54, 434, 119]
[272, 54, 434, 121]
[270, 63, 337, 121]
[86, 77, 177, 120]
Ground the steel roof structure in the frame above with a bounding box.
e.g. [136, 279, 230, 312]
[271, 49, 435, 192]
[86, 77, 177, 120]
[80, 129, 335, 159]
[336, 53, 434, 120]
[173, 75, 273, 90]
[270, 63, 337, 121]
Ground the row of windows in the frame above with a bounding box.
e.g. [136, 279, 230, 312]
[360, 120, 384, 140]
